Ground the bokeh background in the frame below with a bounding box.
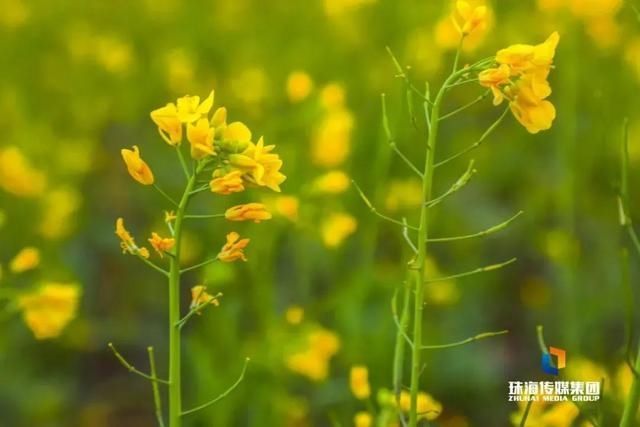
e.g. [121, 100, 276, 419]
[1, 0, 640, 425]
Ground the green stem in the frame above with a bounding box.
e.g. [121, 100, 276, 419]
[148, 346, 166, 427]
[168, 171, 198, 427]
[620, 347, 640, 426]
[392, 277, 412, 400]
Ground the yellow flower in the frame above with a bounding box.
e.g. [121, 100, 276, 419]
[115, 218, 149, 258]
[320, 83, 346, 110]
[273, 196, 299, 222]
[217, 232, 250, 262]
[19, 283, 80, 340]
[496, 32, 560, 78]
[454, 0, 488, 36]
[229, 137, 287, 192]
[399, 391, 442, 421]
[321, 213, 357, 248]
[287, 71, 314, 103]
[211, 106, 227, 128]
[285, 305, 304, 325]
[354, 412, 373, 427]
[312, 170, 350, 194]
[508, 76, 557, 134]
[312, 110, 354, 167]
[286, 327, 340, 381]
[148, 232, 175, 258]
[39, 187, 81, 240]
[210, 170, 245, 195]
[176, 90, 214, 123]
[187, 118, 215, 159]
[225, 203, 272, 223]
[190, 285, 220, 311]
[9, 247, 40, 273]
[309, 329, 341, 357]
[0, 146, 46, 197]
[150, 103, 183, 146]
[478, 64, 511, 105]
[350, 365, 371, 400]
[121, 146, 154, 185]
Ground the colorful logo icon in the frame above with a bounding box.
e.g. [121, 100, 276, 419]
[542, 346, 566, 375]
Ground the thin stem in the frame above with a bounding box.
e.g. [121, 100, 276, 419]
[445, 78, 479, 89]
[137, 254, 170, 277]
[188, 184, 210, 195]
[435, 106, 510, 168]
[424, 160, 476, 208]
[352, 180, 419, 230]
[148, 346, 166, 427]
[424, 257, 517, 283]
[153, 184, 178, 207]
[421, 330, 508, 350]
[519, 400, 534, 427]
[402, 218, 418, 254]
[108, 343, 170, 384]
[452, 37, 464, 73]
[386, 46, 434, 106]
[439, 90, 490, 121]
[180, 257, 218, 274]
[181, 358, 250, 416]
[392, 287, 415, 349]
[382, 94, 424, 178]
[183, 213, 225, 220]
[176, 147, 190, 180]
[176, 293, 222, 329]
[427, 211, 524, 242]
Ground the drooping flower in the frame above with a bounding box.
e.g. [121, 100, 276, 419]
[9, 247, 40, 273]
[453, 0, 488, 37]
[150, 103, 183, 146]
[115, 218, 149, 258]
[148, 232, 175, 258]
[225, 203, 272, 223]
[479, 64, 511, 105]
[354, 412, 373, 427]
[229, 137, 286, 192]
[210, 170, 245, 195]
[217, 232, 250, 262]
[176, 91, 214, 123]
[350, 365, 371, 400]
[19, 283, 80, 340]
[121, 146, 154, 185]
[507, 76, 557, 134]
[190, 285, 220, 312]
[187, 118, 215, 159]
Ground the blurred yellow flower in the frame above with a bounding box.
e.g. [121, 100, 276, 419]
[150, 103, 183, 145]
[349, 365, 371, 399]
[510, 400, 579, 426]
[287, 71, 314, 103]
[217, 232, 250, 262]
[453, 1, 488, 37]
[190, 285, 220, 311]
[0, 146, 46, 197]
[320, 83, 346, 110]
[225, 203, 272, 223]
[231, 67, 268, 107]
[384, 179, 423, 212]
[39, 188, 81, 240]
[210, 170, 245, 195]
[323, 0, 375, 17]
[312, 170, 350, 194]
[272, 195, 300, 222]
[229, 137, 287, 192]
[19, 283, 80, 340]
[312, 110, 354, 167]
[399, 391, 442, 420]
[10, 247, 40, 274]
[148, 232, 175, 258]
[354, 412, 373, 427]
[286, 327, 340, 381]
[568, 0, 621, 19]
[321, 212, 357, 248]
[0, 0, 30, 29]
[95, 36, 133, 75]
[121, 146, 154, 185]
[176, 91, 214, 123]
[187, 118, 215, 159]
[164, 49, 195, 93]
[285, 305, 304, 325]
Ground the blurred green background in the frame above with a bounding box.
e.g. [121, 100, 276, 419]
[1, 0, 639, 425]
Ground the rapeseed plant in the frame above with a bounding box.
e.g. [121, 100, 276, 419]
[111, 90, 285, 426]
[352, 2, 558, 425]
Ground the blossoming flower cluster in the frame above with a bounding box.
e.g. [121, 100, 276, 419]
[480, 32, 560, 133]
